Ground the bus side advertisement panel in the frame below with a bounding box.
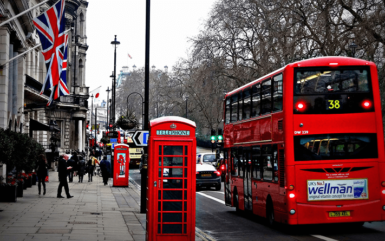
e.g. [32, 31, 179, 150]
[307, 179, 368, 202]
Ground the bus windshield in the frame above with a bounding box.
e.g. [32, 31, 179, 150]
[294, 133, 378, 161]
[294, 68, 370, 94]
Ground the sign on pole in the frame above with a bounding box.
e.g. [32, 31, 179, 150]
[133, 130, 149, 146]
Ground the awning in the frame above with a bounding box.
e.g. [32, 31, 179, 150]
[29, 119, 60, 138]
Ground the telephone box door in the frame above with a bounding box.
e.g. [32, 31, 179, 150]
[113, 144, 130, 187]
[152, 142, 194, 240]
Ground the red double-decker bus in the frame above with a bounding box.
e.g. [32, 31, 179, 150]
[223, 56, 385, 226]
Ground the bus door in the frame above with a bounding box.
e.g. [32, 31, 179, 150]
[224, 149, 231, 206]
[243, 148, 252, 212]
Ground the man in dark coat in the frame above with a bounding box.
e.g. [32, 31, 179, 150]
[67, 157, 75, 183]
[57, 155, 74, 198]
[99, 156, 110, 185]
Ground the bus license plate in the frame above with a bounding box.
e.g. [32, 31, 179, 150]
[329, 211, 350, 217]
[201, 174, 211, 177]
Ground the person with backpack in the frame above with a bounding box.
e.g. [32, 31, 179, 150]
[99, 156, 111, 185]
[77, 156, 86, 183]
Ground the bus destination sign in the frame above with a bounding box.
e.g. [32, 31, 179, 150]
[156, 130, 190, 136]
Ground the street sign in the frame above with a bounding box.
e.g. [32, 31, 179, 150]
[133, 130, 149, 146]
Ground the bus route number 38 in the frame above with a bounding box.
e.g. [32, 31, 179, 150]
[328, 100, 341, 109]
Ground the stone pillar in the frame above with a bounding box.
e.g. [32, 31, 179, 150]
[8, 44, 13, 128]
[78, 120, 83, 151]
[12, 50, 18, 131]
[17, 51, 26, 132]
[0, 27, 10, 129]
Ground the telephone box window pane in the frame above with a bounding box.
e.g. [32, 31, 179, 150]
[184, 191, 187, 200]
[163, 179, 183, 189]
[184, 157, 188, 166]
[163, 201, 183, 211]
[159, 157, 162, 166]
[166, 168, 183, 177]
[184, 179, 187, 188]
[163, 157, 183, 166]
[158, 213, 161, 222]
[162, 224, 182, 234]
[163, 191, 183, 200]
[159, 168, 162, 178]
[185, 147, 188, 155]
[158, 190, 161, 199]
[184, 214, 187, 222]
[163, 213, 182, 222]
[184, 224, 187, 234]
[184, 202, 187, 211]
[158, 201, 161, 211]
[164, 146, 183, 155]
[158, 224, 161, 233]
[184, 168, 187, 177]
[159, 146, 162, 155]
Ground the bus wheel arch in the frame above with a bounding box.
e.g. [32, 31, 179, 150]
[233, 187, 240, 212]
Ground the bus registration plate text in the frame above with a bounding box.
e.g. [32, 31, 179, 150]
[329, 211, 350, 217]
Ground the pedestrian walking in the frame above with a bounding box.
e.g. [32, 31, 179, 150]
[72, 152, 79, 177]
[36, 154, 48, 195]
[87, 158, 94, 182]
[77, 156, 86, 183]
[99, 156, 111, 185]
[57, 155, 74, 199]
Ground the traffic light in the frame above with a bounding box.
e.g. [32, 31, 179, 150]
[86, 120, 89, 129]
[217, 128, 223, 143]
[109, 124, 113, 128]
[211, 129, 216, 143]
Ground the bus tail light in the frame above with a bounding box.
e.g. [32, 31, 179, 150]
[362, 100, 372, 109]
[214, 171, 221, 177]
[220, 165, 225, 171]
[295, 102, 306, 111]
[285, 185, 295, 190]
[196, 172, 200, 175]
[289, 193, 295, 198]
[382, 181, 385, 187]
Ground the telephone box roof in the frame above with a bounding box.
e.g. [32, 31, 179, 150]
[150, 116, 196, 128]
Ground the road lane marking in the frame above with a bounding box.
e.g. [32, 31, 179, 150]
[311, 235, 338, 241]
[197, 192, 225, 204]
[195, 227, 217, 241]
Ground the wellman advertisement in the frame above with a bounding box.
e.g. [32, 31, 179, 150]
[307, 179, 368, 201]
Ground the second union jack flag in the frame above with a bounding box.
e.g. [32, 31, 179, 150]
[33, 0, 69, 105]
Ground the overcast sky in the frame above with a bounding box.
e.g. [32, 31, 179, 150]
[85, 0, 217, 102]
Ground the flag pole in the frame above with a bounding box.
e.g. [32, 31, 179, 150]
[0, 0, 51, 28]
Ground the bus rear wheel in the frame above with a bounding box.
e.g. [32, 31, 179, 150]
[266, 200, 275, 226]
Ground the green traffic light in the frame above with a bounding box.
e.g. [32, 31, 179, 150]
[211, 136, 216, 141]
[218, 135, 223, 140]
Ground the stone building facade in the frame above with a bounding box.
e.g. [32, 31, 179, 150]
[0, 0, 90, 155]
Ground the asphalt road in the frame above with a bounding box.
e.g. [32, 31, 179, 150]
[128, 147, 385, 241]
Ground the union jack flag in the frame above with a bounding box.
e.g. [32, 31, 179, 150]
[33, 0, 68, 106]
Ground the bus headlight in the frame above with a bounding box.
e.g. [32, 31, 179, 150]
[290, 209, 296, 215]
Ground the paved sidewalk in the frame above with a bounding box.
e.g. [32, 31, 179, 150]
[0, 171, 145, 241]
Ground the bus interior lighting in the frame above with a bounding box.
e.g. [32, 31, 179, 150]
[289, 193, 295, 198]
[362, 100, 372, 109]
[290, 209, 296, 215]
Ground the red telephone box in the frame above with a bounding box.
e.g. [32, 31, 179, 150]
[146, 117, 196, 241]
[113, 144, 130, 187]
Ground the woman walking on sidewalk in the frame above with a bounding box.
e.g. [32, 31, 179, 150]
[36, 154, 48, 195]
[87, 158, 94, 182]
[77, 156, 86, 183]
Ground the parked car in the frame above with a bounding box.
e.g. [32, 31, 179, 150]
[196, 153, 223, 166]
[196, 163, 221, 191]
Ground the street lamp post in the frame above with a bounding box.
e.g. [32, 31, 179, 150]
[95, 107, 97, 148]
[185, 95, 189, 118]
[126, 92, 144, 129]
[90, 94, 94, 147]
[106, 87, 111, 130]
[350, 39, 357, 57]
[111, 35, 120, 131]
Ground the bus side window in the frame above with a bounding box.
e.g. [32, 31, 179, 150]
[273, 144, 279, 182]
[225, 97, 231, 124]
[238, 92, 243, 121]
[238, 148, 244, 178]
[243, 88, 251, 120]
[251, 84, 261, 117]
[273, 74, 283, 112]
[231, 95, 238, 123]
[231, 148, 238, 176]
[252, 145, 261, 179]
[261, 79, 272, 115]
[262, 145, 273, 181]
